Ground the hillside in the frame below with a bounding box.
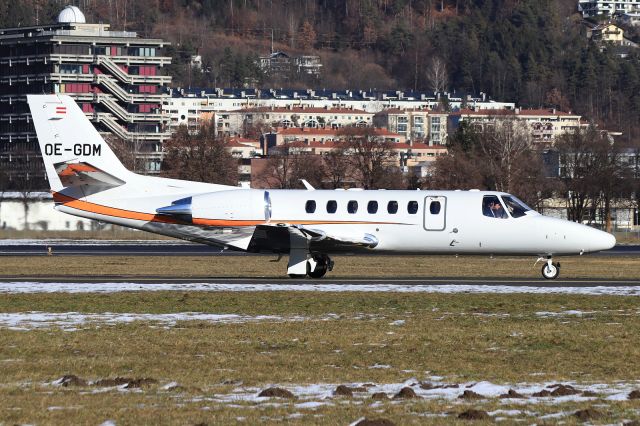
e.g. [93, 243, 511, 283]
[4, 0, 640, 138]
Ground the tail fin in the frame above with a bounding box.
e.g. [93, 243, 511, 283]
[27, 94, 130, 192]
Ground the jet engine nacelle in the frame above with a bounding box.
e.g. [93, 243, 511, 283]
[191, 189, 270, 222]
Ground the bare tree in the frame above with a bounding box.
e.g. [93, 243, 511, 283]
[337, 127, 403, 189]
[323, 148, 350, 189]
[476, 118, 534, 194]
[425, 56, 448, 94]
[429, 118, 552, 208]
[256, 143, 325, 189]
[14, 173, 37, 231]
[427, 147, 484, 190]
[556, 128, 633, 231]
[297, 20, 317, 50]
[0, 168, 7, 230]
[105, 135, 139, 171]
[161, 124, 238, 185]
[256, 142, 297, 189]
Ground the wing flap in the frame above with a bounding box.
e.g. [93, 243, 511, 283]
[254, 224, 378, 251]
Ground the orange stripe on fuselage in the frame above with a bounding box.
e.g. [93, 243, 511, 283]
[52, 192, 412, 227]
[53, 192, 180, 224]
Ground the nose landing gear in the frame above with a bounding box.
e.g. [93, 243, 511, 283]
[541, 257, 561, 280]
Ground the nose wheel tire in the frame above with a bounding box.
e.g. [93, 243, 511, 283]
[541, 262, 560, 280]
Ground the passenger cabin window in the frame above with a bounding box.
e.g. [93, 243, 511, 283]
[430, 201, 441, 215]
[482, 195, 508, 219]
[367, 201, 378, 214]
[327, 200, 337, 214]
[502, 195, 531, 218]
[387, 201, 398, 214]
[408, 201, 419, 214]
[305, 200, 316, 214]
[347, 200, 358, 214]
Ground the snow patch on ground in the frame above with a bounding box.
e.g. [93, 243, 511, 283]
[0, 312, 323, 331]
[204, 379, 640, 406]
[3, 282, 640, 296]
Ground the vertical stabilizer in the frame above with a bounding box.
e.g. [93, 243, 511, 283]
[27, 94, 130, 192]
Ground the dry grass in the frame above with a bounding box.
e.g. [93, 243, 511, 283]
[0, 254, 639, 279]
[1, 292, 640, 424]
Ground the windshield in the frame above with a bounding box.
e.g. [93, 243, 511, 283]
[501, 195, 532, 218]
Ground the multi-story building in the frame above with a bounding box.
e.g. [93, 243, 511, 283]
[0, 6, 171, 189]
[162, 88, 515, 127]
[579, 0, 640, 17]
[214, 106, 374, 137]
[262, 127, 406, 155]
[373, 108, 449, 145]
[451, 108, 584, 144]
[258, 51, 322, 76]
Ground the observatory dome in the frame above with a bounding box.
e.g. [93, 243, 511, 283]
[57, 6, 86, 24]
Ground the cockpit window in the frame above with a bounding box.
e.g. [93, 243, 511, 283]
[502, 195, 531, 219]
[482, 195, 508, 219]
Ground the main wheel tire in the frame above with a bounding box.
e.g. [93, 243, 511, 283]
[308, 258, 328, 279]
[541, 262, 560, 279]
[308, 265, 327, 279]
[288, 274, 306, 279]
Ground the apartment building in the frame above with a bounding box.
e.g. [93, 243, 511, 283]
[262, 127, 406, 154]
[162, 88, 515, 126]
[214, 106, 374, 137]
[0, 6, 171, 189]
[579, 0, 640, 17]
[451, 108, 584, 144]
[373, 108, 449, 146]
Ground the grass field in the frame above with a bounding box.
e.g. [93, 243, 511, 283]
[1, 291, 640, 424]
[1, 255, 640, 424]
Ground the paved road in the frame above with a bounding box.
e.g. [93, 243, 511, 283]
[1, 276, 640, 287]
[1, 242, 639, 257]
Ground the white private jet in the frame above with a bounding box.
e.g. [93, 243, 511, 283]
[27, 95, 616, 279]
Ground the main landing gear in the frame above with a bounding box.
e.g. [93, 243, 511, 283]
[540, 256, 561, 280]
[288, 254, 334, 279]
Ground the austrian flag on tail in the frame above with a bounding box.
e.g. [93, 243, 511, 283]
[47, 104, 67, 120]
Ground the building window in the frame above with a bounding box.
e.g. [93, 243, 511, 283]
[327, 200, 337, 214]
[347, 200, 358, 214]
[408, 201, 419, 214]
[387, 201, 398, 214]
[305, 200, 316, 213]
[367, 201, 378, 214]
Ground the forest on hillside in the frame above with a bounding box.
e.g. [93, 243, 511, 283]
[5, 0, 640, 139]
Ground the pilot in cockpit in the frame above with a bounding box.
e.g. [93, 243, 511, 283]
[483, 196, 508, 219]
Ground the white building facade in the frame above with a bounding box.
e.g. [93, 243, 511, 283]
[579, 0, 640, 17]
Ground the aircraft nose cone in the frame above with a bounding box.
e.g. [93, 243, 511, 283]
[590, 229, 616, 252]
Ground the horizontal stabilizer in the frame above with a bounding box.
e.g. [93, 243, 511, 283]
[55, 161, 126, 189]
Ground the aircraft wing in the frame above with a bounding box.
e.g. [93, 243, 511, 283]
[253, 224, 379, 252]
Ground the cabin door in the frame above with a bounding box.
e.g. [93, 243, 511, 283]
[423, 196, 447, 231]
